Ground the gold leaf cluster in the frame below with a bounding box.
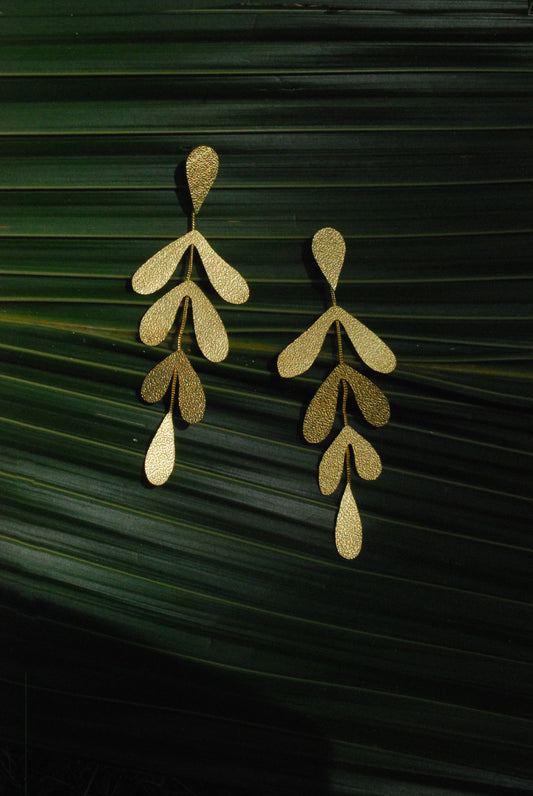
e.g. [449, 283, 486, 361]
[133, 146, 249, 486]
[277, 228, 396, 559]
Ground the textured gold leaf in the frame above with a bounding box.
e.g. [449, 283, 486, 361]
[144, 412, 175, 486]
[318, 426, 351, 496]
[336, 307, 396, 374]
[319, 424, 381, 495]
[175, 350, 206, 424]
[186, 146, 219, 214]
[349, 427, 382, 481]
[303, 365, 343, 444]
[141, 352, 178, 403]
[278, 305, 395, 378]
[138, 281, 190, 346]
[188, 281, 229, 362]
[277, 310, 333, 378]
[193, 233, 249, 305]
[132, 232, 195, 295]
[312, 227, 346, 291]
[339, 364, 390, 427]
[335, 483, 363, 560]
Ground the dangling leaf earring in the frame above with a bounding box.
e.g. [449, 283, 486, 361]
[132, 146, 249, 485]
[277, 228, 396, 559]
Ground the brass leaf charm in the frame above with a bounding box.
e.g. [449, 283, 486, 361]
[133, 145, 248, 487]
[338, 307, 396, 374]
[186, 146, 219, 214]
[188, 281, 229, 363]
[176, 351, 206, 424]
[277, 226, 395, 558]
[340, 364, 390, 427]
[132, 232, 195, 295]
[319, 426, 352, 496]
[138, 281, 190, 346]
[303, 366, 342, 444]
[312, 227, 346, 291]
[303, 363, 390, 444]
[144, 412, 175, 486]
[193, 233, 249, 304]
[277, 310, 333, 378]
[141, 352, 178, 403]
[319, 425, 382, 496]
[335, 484, 362, 560]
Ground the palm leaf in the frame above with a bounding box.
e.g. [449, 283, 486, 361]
[1, 2, 532, 793]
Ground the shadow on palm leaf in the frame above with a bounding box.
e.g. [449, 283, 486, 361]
[1, 601, 330, 795]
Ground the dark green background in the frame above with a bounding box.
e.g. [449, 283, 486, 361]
[1, 2, 532, 793]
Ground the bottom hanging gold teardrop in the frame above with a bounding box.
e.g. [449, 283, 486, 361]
[144, 412, 175, 486]
[335, 483, 363, 559]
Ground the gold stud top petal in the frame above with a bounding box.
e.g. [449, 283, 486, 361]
[186, 146, 219, 214]
[312, 227, 346, 291]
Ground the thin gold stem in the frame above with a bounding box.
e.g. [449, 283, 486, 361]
[345, 448, 351, 486]
[176, 211, 196, 352]
[185, 213, 196, 280]
[176, 295, 190, 351]
[330, 286, 344, 365]
[331, 284, 350, 483]
[341, 377, 348, 426]
[169, 367, 178, 412]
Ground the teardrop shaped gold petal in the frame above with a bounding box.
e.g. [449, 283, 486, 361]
[144, 412, 175, 486]
[132, 232, 195, 295]
[186, 146, 219, 214]
[339, 363, 390, 427]
[277, 309, 335, 378]
[312, 227, 346, 291]
[193, 232, 249, 305]
[318, 426, 351, 496]
[138, 282, 189, 346]
[336, 306, 396, 374]
[347, 426, 382, 481]
[187, 281, 229, 362]
[335, 483, 362, 560]
[303, 364, 343, 444]
[175, 350, 206, 424]
[141, 352, 178, 404]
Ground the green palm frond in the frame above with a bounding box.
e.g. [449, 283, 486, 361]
[1, 2, 532, 793]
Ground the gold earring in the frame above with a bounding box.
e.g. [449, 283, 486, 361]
[132, 146, 249, 485]
[277, 228, 396, 559]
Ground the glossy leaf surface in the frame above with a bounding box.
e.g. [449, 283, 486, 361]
[1, 4, 532, 794]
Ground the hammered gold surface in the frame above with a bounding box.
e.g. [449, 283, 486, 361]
[303, 363, 389, 442]
[312, 227, 346, 291]
[303, 365, 342, 444]
[193, 233, 249, 304]
[132, 232, 195, 295]
[337, 307, 396, 374]
[187, 281, 229, 362]
[144, 412, 175, 486]
[340, 364, 390, 427]
[139, 282, 190, 346]
[186, 145, 219, 214]
[335, 483, 363, 560]
[350, 427, 382, 481]
[277, 310, 332, 378]
[319, 424, 381, 495]
[318, 426, 352, 495]
[141, 352, 178, 403]
[176, 350, 206, 424]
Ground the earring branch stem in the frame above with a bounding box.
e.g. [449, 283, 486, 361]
[175, 211, 197, 353]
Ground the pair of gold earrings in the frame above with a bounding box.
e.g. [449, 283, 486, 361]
[132, 146, 396, 559]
